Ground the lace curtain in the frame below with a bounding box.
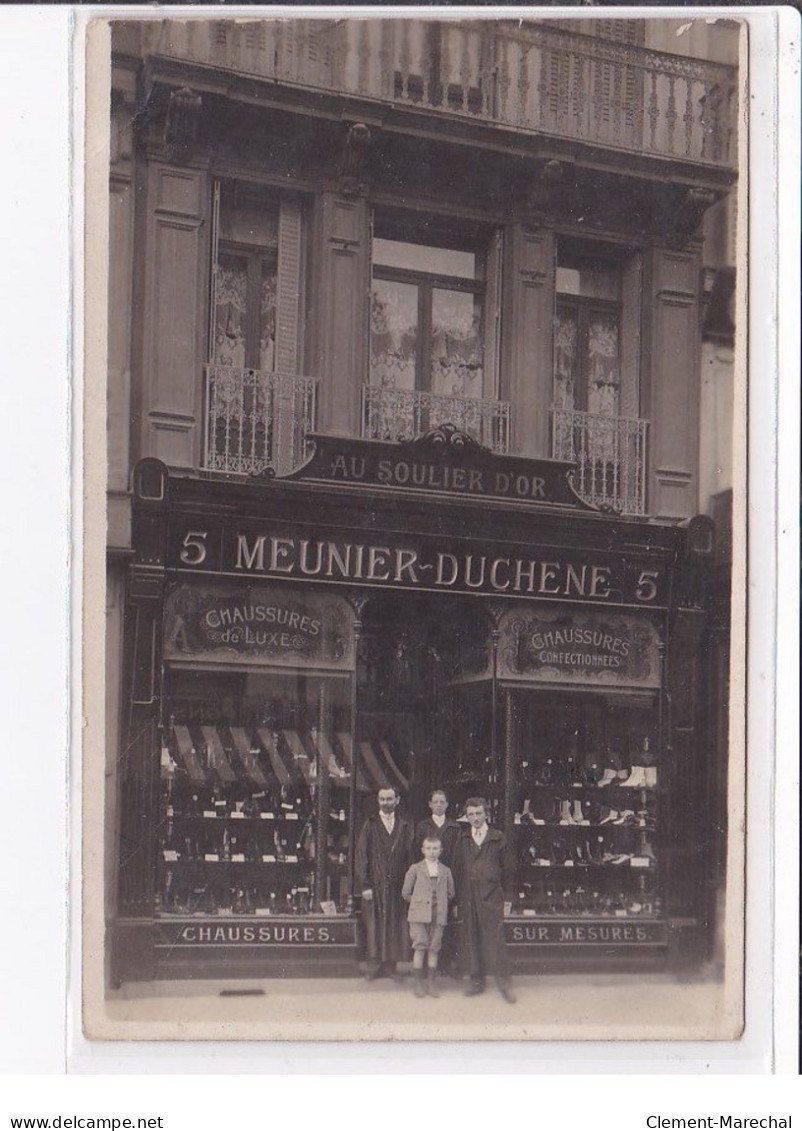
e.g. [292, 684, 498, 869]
[214, 260, 248, 369]
[554, 310, 578, 410]
[586, 313, 620, 417]
[369, 280, 418, 390]
[430, 289, 484, 397]
[213, 252, 278, 372]
[260, 273, 276, 372]
[553, 308, 620, 416]
[369, 280, 484, 396]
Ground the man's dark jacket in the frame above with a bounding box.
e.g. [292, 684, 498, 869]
[355, 813, 415, 966]
[414, 816, 461, 868]
[452, 825, 516, 979]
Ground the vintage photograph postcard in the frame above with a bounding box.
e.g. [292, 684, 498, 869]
[82, 7, 747, 1042]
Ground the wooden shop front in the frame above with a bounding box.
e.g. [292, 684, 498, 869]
[110, 430, 717, 984]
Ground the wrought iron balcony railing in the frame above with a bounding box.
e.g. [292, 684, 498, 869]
[144, 19, 737, 169]
[552, 407, 648, 515]
[362, 385, 510, 453]
[204, 365, 317, 476]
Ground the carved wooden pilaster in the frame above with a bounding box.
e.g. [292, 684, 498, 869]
[117, 459, 170, 918]
[313, 191, 371, 436]
[339, 122, 371, 198]
[346, 591, 370, 906]
[520, 159, 575, 229]
[662, 516, 715, 925]
[164, 86, 202, 162]
[659, 185, 718, 250]
[502, 223, 555, 458]
[642, 242, 703, 518]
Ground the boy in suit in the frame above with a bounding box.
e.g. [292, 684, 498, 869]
[415, 789, 461, 976]
[401, 835, 456, 998]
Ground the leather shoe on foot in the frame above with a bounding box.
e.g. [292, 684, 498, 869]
[496, 979, 517, 1004]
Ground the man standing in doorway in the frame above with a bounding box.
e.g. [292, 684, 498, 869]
[453, 797, 517, 1003]
[415, 788, 461, 868]
[355, 785, 415, 981]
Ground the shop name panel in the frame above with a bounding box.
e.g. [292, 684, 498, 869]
[168, 519, 669, 608]
[284, 432, 588, 508]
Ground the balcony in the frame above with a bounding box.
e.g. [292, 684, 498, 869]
[143, 19, 737, 170]
[362, 385, 510, 453]
[204, 365, 317, 476]
[552, 407, 648, 515]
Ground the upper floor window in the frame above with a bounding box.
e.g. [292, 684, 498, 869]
[209, 181, 305, 375]
[370, 215, 501, 401]
[552, 240, 645, 514]
[205, 181, 313, 477]
[366, 212, 507, 451]
[554, 253, 623, 418]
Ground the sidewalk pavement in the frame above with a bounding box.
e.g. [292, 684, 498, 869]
[100, 969, 738, 1042]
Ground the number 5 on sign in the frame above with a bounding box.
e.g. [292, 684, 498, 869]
[635, 570, 658, 602]
[180, 531, 208, 566]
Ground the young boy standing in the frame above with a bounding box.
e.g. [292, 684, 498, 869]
[401, 835, 456, 998]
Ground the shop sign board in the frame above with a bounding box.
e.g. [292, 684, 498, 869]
[168, 519, 669, 609]
[505, 920, 668, 945]
[498, 608, 661, 688]
[163, 583, 355, 669]
[154, 919, 358, 947]
[282, 431, 593, 510]
[153, 919, 664, 948]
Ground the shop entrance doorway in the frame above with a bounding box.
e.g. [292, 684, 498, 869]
[356, 593, 496, 828]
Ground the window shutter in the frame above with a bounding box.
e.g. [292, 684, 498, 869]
[591, 20, 644, 45]
[484, 229, 504, 400]
[207, 179, 221, 363]
[276, 199, 303, 373]
[619, 252, 642, 419]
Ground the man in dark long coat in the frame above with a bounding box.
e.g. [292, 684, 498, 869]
[355, 786, 415, 980]
[414, 788, 461, 868]
[453, 797, 517, 1003]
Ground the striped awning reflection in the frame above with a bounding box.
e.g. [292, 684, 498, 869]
[168, 725, 408, 793]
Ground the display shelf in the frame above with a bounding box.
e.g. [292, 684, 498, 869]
[516, 783, 657, 795]
[506, 692, 661, 921]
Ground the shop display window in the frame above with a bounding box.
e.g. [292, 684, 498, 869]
[155, 588, 665, 927]
[508, 692, 661, 918]
[158, 668, 353, 917]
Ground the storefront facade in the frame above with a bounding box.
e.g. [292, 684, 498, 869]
[112, 429, 717, 983]
[107, 17, 736, 984]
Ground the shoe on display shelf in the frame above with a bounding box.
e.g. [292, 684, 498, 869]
[620, 766, 648, 788]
